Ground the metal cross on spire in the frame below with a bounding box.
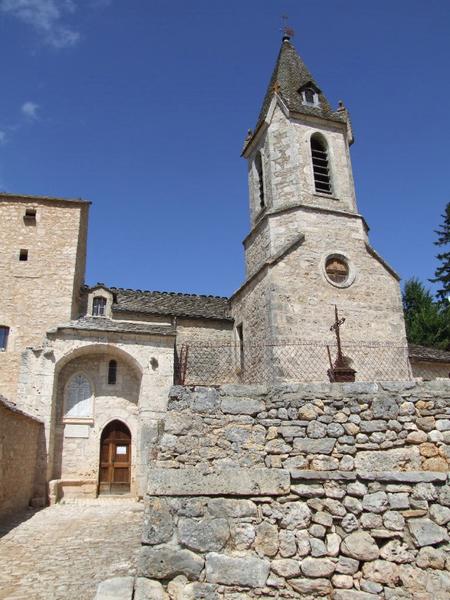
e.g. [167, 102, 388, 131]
[281, 15, 295, 40]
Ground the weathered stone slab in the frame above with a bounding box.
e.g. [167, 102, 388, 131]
[207, 498, 257, 518]
[142, 498, 173, 545]
[290, 578, 332, 594]
[359, 471, 447, 483]
[293, 438, 335, 454]
[407, 518, 447, 547]
[355, 448, 421, 472]
[94, 577, 134, 600]
[290, 470, 356, 481]
[138, 545, 204, 580]
[221, 397, 265, 415]
[178, 517, 230, 552]
[334, 590, 379, 600]
[134, 578, 166, 600]
[372, 396, 400, 419]
[300, 557, 335, 577]
[341, 531, 380, 561]
[190, 389, 220, 414]
[147, 468, 290, 496]
[205, 553, 269, 587]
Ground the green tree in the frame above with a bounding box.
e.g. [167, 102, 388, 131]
[430, 202, 450, 303]
[402, 278, 449, 350]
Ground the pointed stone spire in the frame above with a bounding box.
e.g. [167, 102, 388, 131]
[255, 37, 344, 129]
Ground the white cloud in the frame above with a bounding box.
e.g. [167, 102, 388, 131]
[0, 0, 80, 48]
[0, 131, 6, 144]
[21, 101, 40, 119]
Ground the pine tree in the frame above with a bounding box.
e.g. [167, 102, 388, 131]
[430, 202, 450, 303]
[403, 278, 450, 350]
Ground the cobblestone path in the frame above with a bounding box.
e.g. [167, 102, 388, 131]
[0, 499, 143, 600]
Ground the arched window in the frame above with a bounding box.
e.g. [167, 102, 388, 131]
[65, 374, 93, 418]
[311, 134, 332, 195]
[93, 296, 107, 316]
[108, 360, 117, 385]
[0, 326, 9, 351]
[254, 151, 265, 208]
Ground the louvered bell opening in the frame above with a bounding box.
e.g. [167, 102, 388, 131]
[311, 137, 332, 194]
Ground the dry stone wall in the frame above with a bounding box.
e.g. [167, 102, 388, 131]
[139, 381, 450, 599]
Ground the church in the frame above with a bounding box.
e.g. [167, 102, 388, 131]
[1, 34, 449, 504]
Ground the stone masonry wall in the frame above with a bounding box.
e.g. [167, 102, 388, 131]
[0, 397, 46, 518]
[137, 381, 450, 599]
[0, 196, 89, 402]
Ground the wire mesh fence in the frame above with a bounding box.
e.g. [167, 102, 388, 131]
[174, 341, 414, 386]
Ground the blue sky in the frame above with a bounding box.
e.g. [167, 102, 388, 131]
[0, 0, 449, 298]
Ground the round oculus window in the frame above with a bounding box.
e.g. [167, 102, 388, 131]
[325, 256, 349, 284]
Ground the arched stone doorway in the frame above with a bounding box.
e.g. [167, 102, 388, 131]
[99, 420, 132, 495]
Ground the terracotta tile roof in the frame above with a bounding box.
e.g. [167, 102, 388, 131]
[408, 344, 450, 363]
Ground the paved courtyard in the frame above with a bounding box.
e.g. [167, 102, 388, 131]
[0, 499, 143, 600]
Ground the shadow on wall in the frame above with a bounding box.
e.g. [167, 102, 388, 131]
[0, 398, 48, 523]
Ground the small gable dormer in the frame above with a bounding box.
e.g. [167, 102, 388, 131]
[87, 284, 114, 318]
[298, 82, 321, 107]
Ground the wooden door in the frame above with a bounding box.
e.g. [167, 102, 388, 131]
[99, 420, 131, 494]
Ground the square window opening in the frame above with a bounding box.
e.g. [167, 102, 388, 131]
[24, 208, 37, 224]
[19, 249, 28, 261]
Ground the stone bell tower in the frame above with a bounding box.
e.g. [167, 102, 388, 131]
[230, 33, 409, 380]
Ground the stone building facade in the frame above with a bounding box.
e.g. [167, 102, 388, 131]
[0, 36, 448, 505]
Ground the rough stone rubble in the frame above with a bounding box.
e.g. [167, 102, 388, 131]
[110, 380, 450, 600]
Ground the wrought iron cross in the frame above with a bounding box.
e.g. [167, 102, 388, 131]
[330, 305, 346, 365]
[281, 15, 295, 39]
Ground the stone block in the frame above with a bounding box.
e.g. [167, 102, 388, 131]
[134, 578, 167, 600]
[182, 583, 219, 600]
[147, 468, 290, 496]
[355, 448, 421, 472]
[207, 498, 257, 518]
[290, 578, 332, 594]
[280, 502, 312, 529]
[255, 521, 279, 557]
[407, 518, 447, 547]
[178, 517, 229, 552]
[290, 470, 356, 481]
[361, 559, 401, 586]
[94, 577, 134, 600]
[362, 491, 388, 513]
[341, 531, 380, 561]
[334, 590, 380, 599]
[138, 545, 204, 580]
[360, 420, 387, 433]
[300, 557, 335, 577]
[372, 396, 399, 419]
[271, 559, 301, 578]
[142, 498, 173, 545]
[293, 438, 335, 454]
[221, 397, 264, 415]
[190, 389, 220, 414]
[359, 471, 447, 483]
[205, 553, 269, 587]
